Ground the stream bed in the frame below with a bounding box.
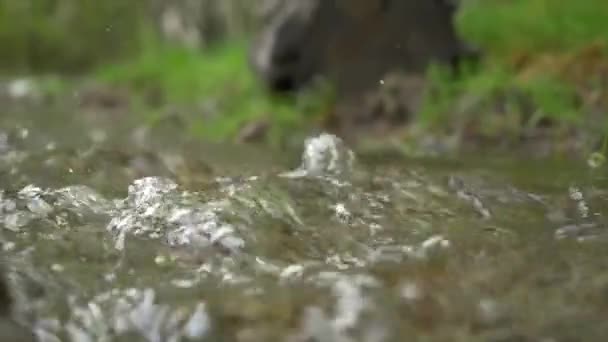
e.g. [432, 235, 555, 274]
[1, 103, 608, 341]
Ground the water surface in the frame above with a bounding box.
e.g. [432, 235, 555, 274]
[1, 103, 607, 341]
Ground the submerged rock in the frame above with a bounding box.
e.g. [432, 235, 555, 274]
[0, 264, 36, 342]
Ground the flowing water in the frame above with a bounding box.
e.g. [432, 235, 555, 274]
[1, 101, 608, 341]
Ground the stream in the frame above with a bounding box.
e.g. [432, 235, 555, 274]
[1, 101, 608, 341]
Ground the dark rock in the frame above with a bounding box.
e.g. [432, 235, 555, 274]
[250, 0, 478, 95]
[0, 263, 36, 342]
[0, 265, 14, 316]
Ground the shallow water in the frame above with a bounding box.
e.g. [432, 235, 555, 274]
[1, 103, 608, 341]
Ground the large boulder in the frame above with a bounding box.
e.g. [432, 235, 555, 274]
[250, 0, 476, 94]
[249, 0, 478, 137]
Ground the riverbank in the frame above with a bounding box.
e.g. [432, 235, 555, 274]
[1, 0, 607, 160]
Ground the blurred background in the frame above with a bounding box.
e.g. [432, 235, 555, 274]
[0, 0, 607, 155]
[3, 3, 608, 341]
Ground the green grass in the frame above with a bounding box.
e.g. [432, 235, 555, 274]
[458, 0, 608, 56]
[0, 0, 147, 72]
[419, 0, 607, 143]
[421, 64, 579, 123]
[95, 41, 333, 145]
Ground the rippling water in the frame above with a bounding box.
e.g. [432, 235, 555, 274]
[1, 106, 608, 341]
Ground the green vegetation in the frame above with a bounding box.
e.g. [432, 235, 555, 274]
[458, 0, 608, 56]
[420, 0, 608, 146]
[95, 41, 333, 145]
[0, 0, 147, 73]
[0, 0, 606, 153]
